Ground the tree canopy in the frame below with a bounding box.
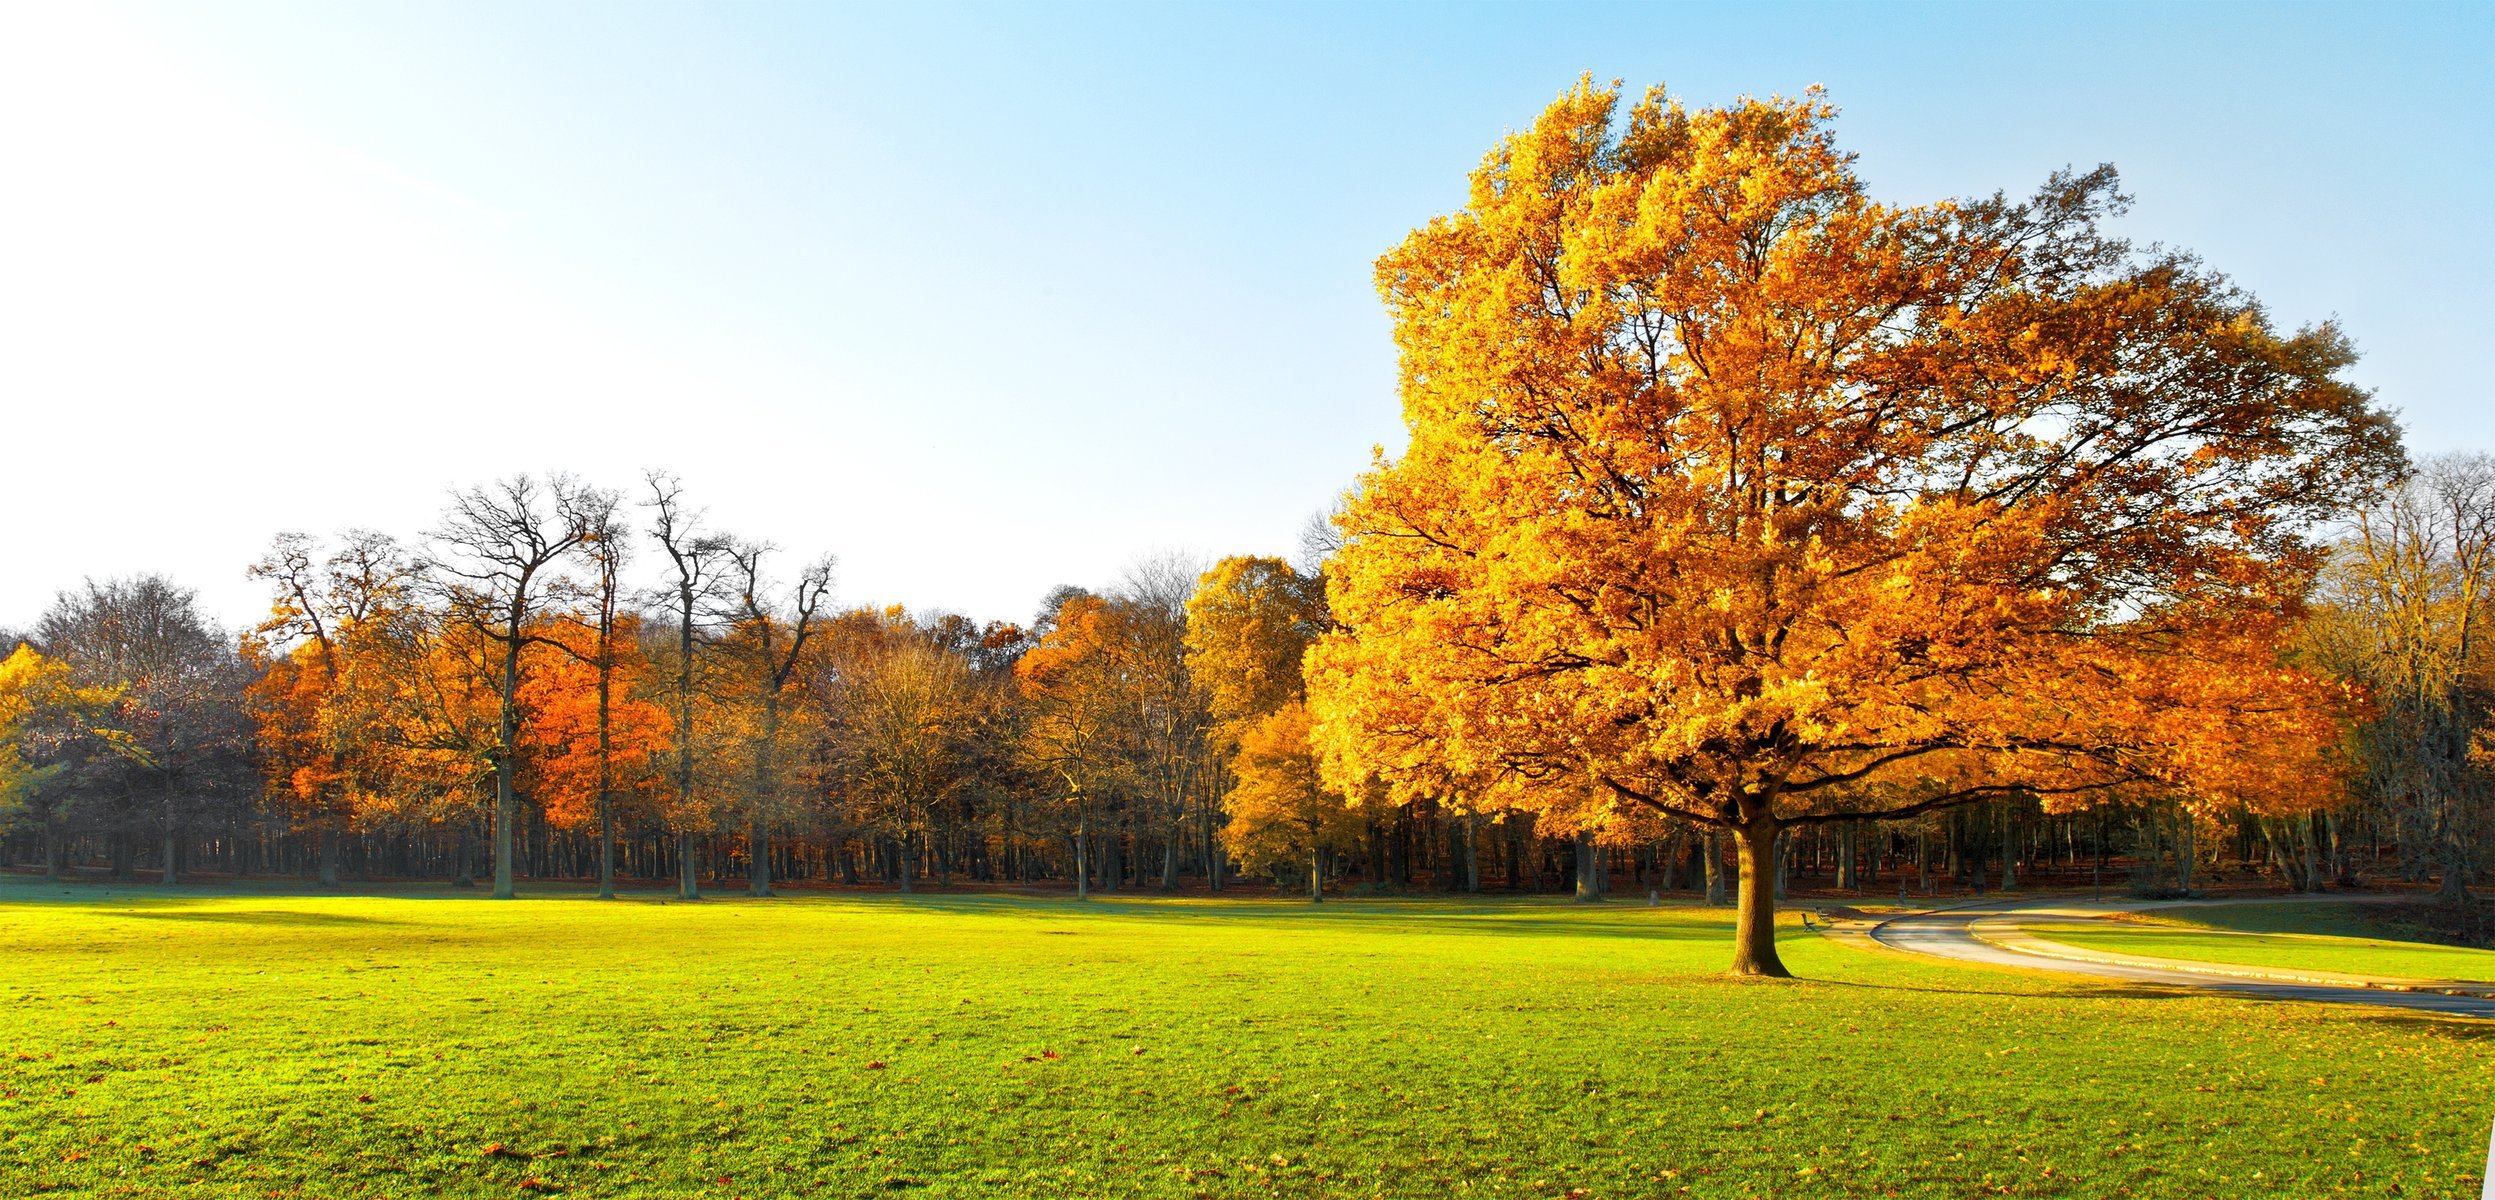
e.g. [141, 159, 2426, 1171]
[1306, 80, 2401, 974]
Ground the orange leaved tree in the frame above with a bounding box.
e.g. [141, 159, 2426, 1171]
[1307, 80, 2400, 976]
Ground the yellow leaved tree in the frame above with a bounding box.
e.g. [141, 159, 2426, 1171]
[1307, 80, 2400, 975]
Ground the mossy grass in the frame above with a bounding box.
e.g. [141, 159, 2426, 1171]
[2, 879, 2489, 1197]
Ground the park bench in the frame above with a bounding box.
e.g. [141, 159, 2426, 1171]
[1799, 907, 1837, 931]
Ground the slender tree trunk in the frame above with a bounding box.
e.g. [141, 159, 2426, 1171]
[1730, 821, 1789, 977]
[1074, 801, 1090, 901]
[1306, 825, 1324, 904]
[1573, 829, 1598, 902]
[596, 623, 616, 901]
[1704, 829, 1727, 905]
[1999, 807, 2018, 890]
[750, 694, 778, 898]
[491, 627, 523, 900]
[319, 826, 340, 887]
[2299, 812, 2325, 894]
[1463, 811, 1481, 893]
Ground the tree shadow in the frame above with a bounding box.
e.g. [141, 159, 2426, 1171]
[110, 909, 405, 927]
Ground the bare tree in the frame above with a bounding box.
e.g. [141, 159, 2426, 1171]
[722, 541, 834, 897]
[644, 471, 731, 900]
[547, 506, 633, 900]
[428, 474, 614, 900]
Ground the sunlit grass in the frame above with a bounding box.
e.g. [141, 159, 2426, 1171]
[1, 879, 2489, 1198]
[2029, 901, 2495, 984]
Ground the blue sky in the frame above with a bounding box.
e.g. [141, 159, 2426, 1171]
[1, 1, 2485, 630]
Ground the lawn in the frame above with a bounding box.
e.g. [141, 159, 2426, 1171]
[1, 880, 2489, 1199]
[2027, 900, 2495, 985]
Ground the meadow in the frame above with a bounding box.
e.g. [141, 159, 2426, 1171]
[2, 880, 2490, 1199]
[2027, 901, 2495, 985]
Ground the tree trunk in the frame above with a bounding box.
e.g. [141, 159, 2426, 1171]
[1703, 829, 1727, 905]
[678, 831, 702, 900]
[1074, 803, 1090, 901]
[596, 607, 617, 901]
[750, 693, 778, 898]
[2175, 811, 2196, 893]
[1729, 822, 1789, 977]
[1463, 811, 1481, 893]
[1573, 829, 1598, 902]
[1999, 807, 2018, 891]
[492, 625, 523, 900]
[319, 826, 340, 887]
[1306, 829, 1323, 904]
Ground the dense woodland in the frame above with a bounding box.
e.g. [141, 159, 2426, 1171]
[3, 86, 2489, 968]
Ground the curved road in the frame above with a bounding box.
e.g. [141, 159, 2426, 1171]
[1870, 900, 2495, 1020]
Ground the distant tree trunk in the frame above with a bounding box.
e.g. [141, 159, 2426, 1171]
[1572, 829, 1598, 901]
[319, 827, 340, 886]
[1074, 802, 1090, 900]
[2299, 812, 2325, 894]
[594, 565, 618, 901]
[749, 690, 779, 898]
[1704, 829, 1727, 905]
[1835, 820, 1856, 891]
[1999, 807, 2018, 891]
[2175, 810, 2196, 892]
[1463, 812, 1481, 893]
[1306, 826, 1324, 904]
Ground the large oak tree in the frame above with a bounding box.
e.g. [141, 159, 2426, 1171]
[1307, 81, 2400, 975]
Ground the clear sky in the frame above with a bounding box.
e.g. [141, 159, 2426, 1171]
[2, 1, 2486, 633]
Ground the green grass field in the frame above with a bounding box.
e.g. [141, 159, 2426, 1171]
[2, 881, 2490, 1198]
[2028, 901, 2495, 985]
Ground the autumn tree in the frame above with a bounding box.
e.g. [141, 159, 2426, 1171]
[2310, 454, 2495, 901]
[517, 612, 672, 897]
[829, 611, 985, 891]
[0, 645, 130, 877]
[1017, 592, 1139, 899]
[1186, 556, 1341, 899]
[248, 529, 413, 884]
[1114, 554, 1215, 891]
[429, 474, 615, 900]
[1308, 80, 2399, 975]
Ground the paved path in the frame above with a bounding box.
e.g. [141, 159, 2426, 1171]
[1868, 898, 2495, 1020]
